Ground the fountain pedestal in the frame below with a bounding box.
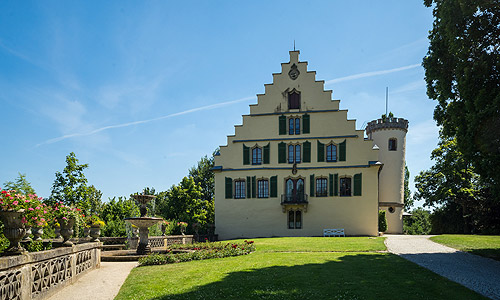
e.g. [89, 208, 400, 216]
[125, 194, 162, 255]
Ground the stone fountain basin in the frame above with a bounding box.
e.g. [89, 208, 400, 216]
[124, 217, 163, 228]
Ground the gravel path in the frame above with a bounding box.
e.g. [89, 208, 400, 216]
[385, 235, 500, 300]
[46, 261, 137, 300]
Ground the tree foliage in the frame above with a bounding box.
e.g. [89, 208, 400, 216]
[3, 173, 36, 195]
[100, 196, 139, 237]
[378, 210, 387, 232]
[188, 150, 216, 224]
[403, 165, 413, 211]
[48, 152, 103, 215]
[403, 208, 432, 235]
[423, 0, 500, 199]
[157, 177, 211, 233]
[414, 134, 500, 233]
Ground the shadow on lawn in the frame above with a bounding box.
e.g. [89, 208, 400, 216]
[150, 253, 486, 300]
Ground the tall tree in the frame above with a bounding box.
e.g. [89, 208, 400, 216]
[157, 177, 211, 230]
[48, 152, 102, 214]
[403, 164, 414, 211]
[414, 134, 478, 233]
[423, 0, 500, 199]
[3, 173, 36, 195]
[188, 150, 216, 224]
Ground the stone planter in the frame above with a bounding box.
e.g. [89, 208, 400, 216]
[83, 227, 91, 238]
[54, 227, 62, 239]
[90, 226, 101, 242]
[32, 227, 44, 241]
[22, 226, 32, 242]
[58, 218, 75, 247]
[0, 210, 27, 255]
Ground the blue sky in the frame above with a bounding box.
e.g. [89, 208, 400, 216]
[0, 1, 437, 207]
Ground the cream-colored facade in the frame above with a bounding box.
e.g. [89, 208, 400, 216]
[214, 51, 408, 239]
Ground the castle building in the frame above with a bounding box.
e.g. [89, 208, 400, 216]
[213, 51, 408, 239]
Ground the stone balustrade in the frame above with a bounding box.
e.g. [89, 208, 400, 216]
[0, 242, 101, 300]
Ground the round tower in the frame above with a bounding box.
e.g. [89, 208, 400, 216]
[366, 117, 408, 234]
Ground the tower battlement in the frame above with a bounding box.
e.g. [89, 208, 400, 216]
[365, 118, 408, 135]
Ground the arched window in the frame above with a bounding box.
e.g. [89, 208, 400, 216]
[326, 144, 337, 162]
[288, 144, 301, 163]
[252, 147, 262, 165]
[389, 138, 397, 151]
[288, 90, 300, 109]
[288, 117, 301, 135]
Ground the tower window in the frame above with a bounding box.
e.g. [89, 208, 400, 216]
[288, 90, 301, 109]
[389, 138, 397, 151]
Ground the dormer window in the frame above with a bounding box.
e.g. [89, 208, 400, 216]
[389, 138, 397, 151]
[288, 90, 301, 109]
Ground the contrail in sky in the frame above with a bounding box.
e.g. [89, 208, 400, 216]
[325, 63, 421, 85]
[36, 96, 255, 147]
[37, 64, 419, 147]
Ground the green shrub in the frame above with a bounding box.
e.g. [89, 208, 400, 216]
[379, 210, 387, 232]
[404, 208, 432, 235]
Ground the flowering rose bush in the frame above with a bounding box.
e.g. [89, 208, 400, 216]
[52, 202, 82, 225]
[0, 189, 27, 212]
[23, 194, 50, 227]
[139, 240, 256, 266]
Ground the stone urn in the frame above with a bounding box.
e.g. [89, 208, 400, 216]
[83, 227, 91, 238]
[0, 210, 27, 255]
[58, 218, 75, 247]
[32, 227, 44, 241]
[54, 226, 62, 239]
[90, 226, 101, 242]
[22, 226, 32, 242]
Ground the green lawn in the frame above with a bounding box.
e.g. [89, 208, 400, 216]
[115, 237, 487, 300]
[430, 234, 500, 261]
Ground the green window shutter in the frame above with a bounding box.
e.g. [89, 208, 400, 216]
[252, 176, 256, 198]
[225, 177, 233, 199]
[302, 114, 310, 134]
[246, 176, 251, 198]
[243, 145, 250, 165]
[354, 173, 362, 196]
[279, 115, 287, 135]
[263, 143, 270, 164]
[270, 176, 278, 197]
[339, 140, 346, 161]
[278, 142, 286, 163]
[303, 141, 311, 163]
[317, 141, 325, 162]
[329, 174, 334, 196]
[310, 174, 315, 197]
[334, 174, 339, 196]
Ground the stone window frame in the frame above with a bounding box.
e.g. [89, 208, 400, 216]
[388, 138, 397, 151]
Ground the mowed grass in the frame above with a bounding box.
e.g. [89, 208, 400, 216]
[115, 237, 487, 300]
[430, 234, 500, 261]
[229, 236, 386, 252]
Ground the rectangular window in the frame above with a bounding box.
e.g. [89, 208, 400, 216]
[234, 180, 246, 199]
[289, 118, 294, 135]
[389, 139, 397, 151]
[340, 177, 351, 197]
[316, 178, 327, 197]
[258, 180, 269, 198]
[288, 145, 294, 163]
[295, 118, 300, 135]
[295, 145, 301, 163]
